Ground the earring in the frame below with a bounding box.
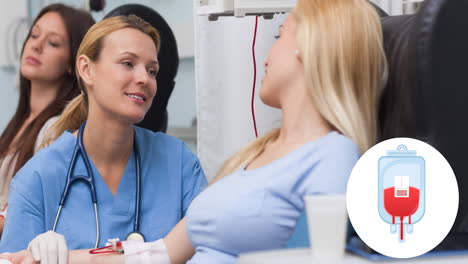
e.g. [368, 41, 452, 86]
[294, 49, 300, 57]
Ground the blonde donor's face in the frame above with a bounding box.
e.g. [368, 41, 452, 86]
[81, 28, 159, 125]
[261, 15, 303, 108]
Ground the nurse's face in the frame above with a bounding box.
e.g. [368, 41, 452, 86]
[261, 15, 302, 108]
[88, 28, 158, 124]
[21, 12, 71, 84]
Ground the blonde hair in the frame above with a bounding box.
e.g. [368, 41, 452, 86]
[214, 0, 387, 181]
[42, 15, 160, 147]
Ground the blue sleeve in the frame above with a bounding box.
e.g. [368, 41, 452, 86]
[0, 169, 45, 252]
[181, 144, 207, 217]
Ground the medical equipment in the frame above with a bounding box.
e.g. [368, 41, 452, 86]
[378, 145, 425, 241]
[122, 239, 171, 264]
[90, 239, 171, 263]
[197, 0, 295, 20]
[89, 238, 124, 254]
[52, 121, 144, 248]
[196, 0, 423, 20]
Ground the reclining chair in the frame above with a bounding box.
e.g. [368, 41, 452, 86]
[349, 0, 468, 257]
[379, 0, 468, 238]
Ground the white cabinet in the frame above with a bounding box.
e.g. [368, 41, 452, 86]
[197, 0, 296, 18]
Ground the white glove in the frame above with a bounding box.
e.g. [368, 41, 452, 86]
[122, 239, 170, 264]
[27, 231, 68, 264]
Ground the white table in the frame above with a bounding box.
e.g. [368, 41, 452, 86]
[239, 248, 468, 264]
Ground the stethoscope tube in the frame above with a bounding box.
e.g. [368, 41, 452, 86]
[126, 134, 145, 242]
[52, 122, 143, 248]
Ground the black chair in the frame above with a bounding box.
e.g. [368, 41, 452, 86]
[378, 14, 421, 142]
[380, 0, 468, 236]
[104, 4, 179, 133]
[350, 0, 468, 257]
[420, 0, 468, 237]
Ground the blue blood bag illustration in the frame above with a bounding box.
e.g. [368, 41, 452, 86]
[378, 145, 425, 242]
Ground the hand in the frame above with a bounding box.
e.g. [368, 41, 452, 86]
[0, 250, 37, 264]
[27, 231, 68, 264]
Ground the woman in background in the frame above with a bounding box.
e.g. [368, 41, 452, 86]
[0, 3, 94, 234]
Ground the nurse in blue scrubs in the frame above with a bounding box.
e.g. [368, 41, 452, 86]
[0, 14, 206, 253]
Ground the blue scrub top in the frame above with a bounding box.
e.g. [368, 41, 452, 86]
[0, 126, 207, 252]
[185, 131, 359, 263]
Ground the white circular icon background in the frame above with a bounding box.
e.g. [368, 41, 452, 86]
[347, 138, 459, 258]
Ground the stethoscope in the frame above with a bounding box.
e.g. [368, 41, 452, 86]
[52, 121, 144, 248]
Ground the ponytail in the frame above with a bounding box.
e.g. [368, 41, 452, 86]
[40, 94, 88, 149]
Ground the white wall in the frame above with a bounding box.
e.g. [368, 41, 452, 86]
[0, 0, 28, 67]
[168, 58, 196, 127]
[0, 68, 19, 131]
[0, 0, 28, 131]
[195, 11, 286, 180]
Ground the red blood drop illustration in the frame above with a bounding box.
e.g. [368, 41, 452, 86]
[384, 187, 420, 240]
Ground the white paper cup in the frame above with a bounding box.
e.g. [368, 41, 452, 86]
[305, 194, 348, 262]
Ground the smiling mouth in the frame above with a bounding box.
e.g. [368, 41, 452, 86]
[125, 93, 146, 102]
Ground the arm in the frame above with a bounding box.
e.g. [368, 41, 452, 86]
[86, 218, 194, 264]
[0, 250, 37, 264]
[69, 250, 124, 264]
[2, 219, 194, 264]
[0, 249, 124, 264]
[163, 218, 194, 264]
[66, 218, 193, 264]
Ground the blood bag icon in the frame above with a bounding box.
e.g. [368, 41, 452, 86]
[378, 144, 425, 242]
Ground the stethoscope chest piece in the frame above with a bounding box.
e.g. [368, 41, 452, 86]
[126, 231, 145, 242]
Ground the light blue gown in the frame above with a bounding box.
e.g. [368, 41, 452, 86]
[0, 126, 207, 252]
[185, 131, 359, 263]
